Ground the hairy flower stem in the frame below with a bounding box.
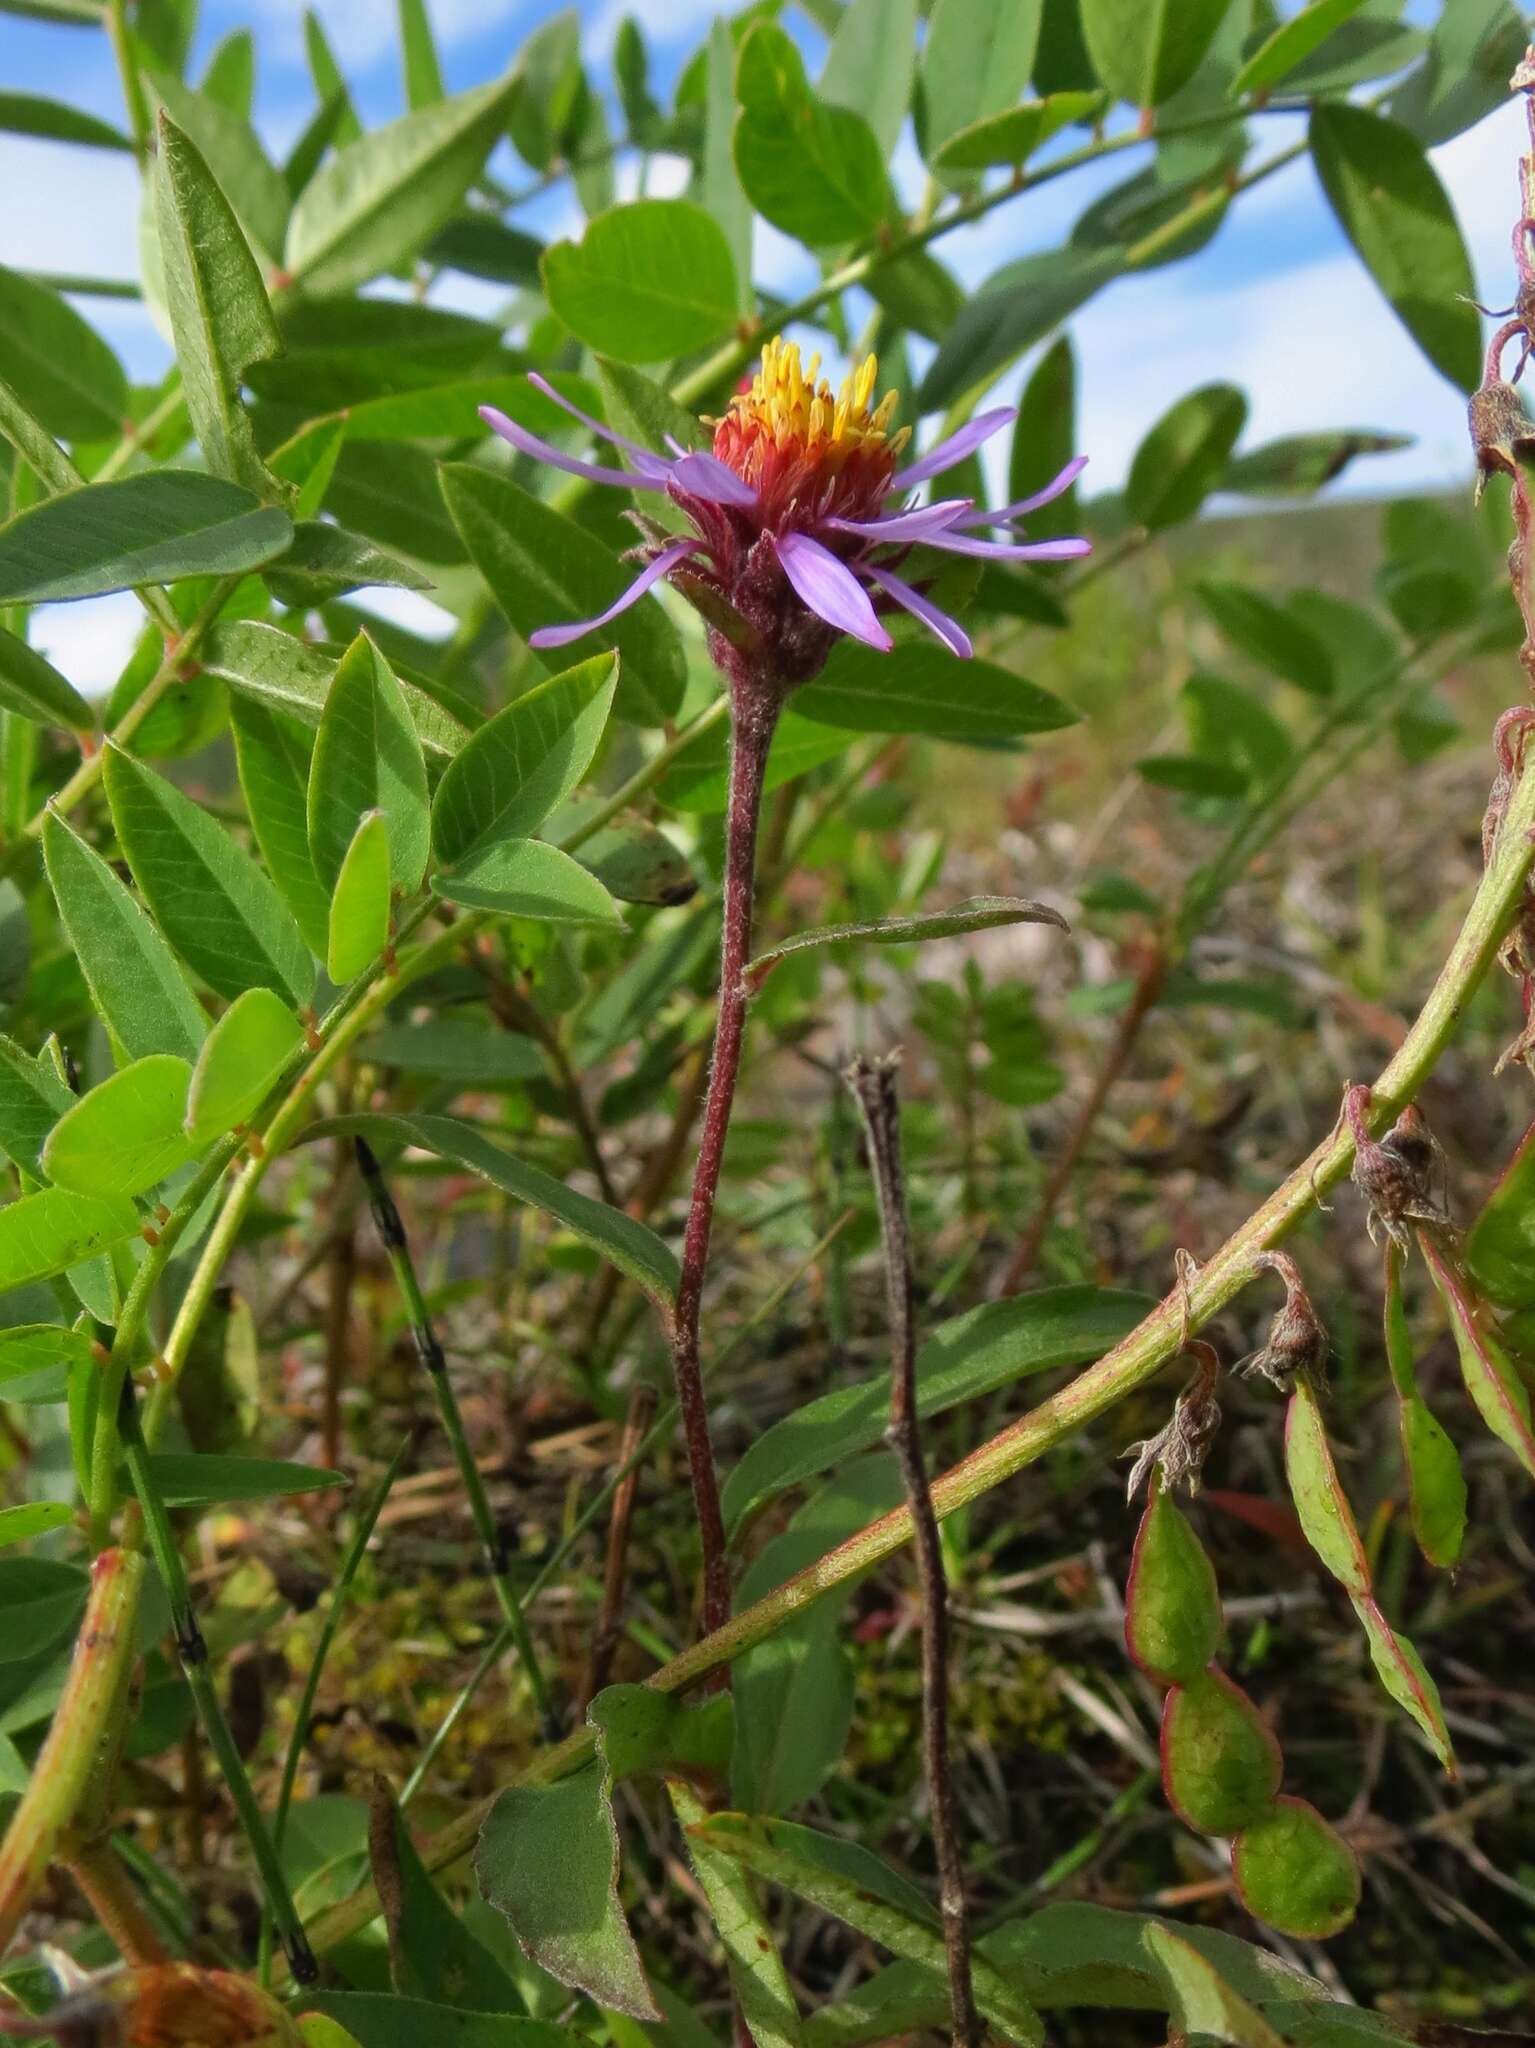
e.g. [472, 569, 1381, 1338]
[845, 1055, 979, 2048]
[117, 1382, 317, 1984]
[354, 1140, 558, 1737]
[0, 1550, 143, 1955]
[671, 683, 781, 1646]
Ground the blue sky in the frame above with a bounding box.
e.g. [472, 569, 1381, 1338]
[0, 1, 1521, 685]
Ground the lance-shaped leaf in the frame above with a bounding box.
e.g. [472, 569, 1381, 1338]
[430, 653, 617, 870]
[440, 464, 683, 726]
[185, 987, 305, 1145]
[745, 895, 1066, 991]
[0, 1324, 87, 1406]
[104, 744, 314, 1006]
[1142, 1924, 1287, 2048]
[0, 1030, 74, 1179]
[543, 199, 738, 363]
[734, 23, 891, 248]
[669, 1781, 802, 2048]
[133, 1453, 347, 1505]
[153, 114, 282, 497]
[1310, 103, 1479, 393]
[431, 839, 624, 927]
[1383, 1246, 1465, 1568]
[0, 622, 92, 730]
[0, 472, 291, 603]
[1080, 0, 1235, 107]
[1231, 0, 1374, 96]
[1350, 1592, 1454, 1773]
[795, 643, 1078, 742]
[1230, 1797, 1360, 1940]
[1124, 1478, 1222, 1686]
[42, 1054, 193, 1197]
[230, 696, 331, 956]
[920, 0, 1042, 161]
[0, 1503, 72, 1550]
[0, 1557, 88, 1664]
[1160, 1670, 1281, 1835]
[1464, 1114, 1535, 1309]
[0, 91, 132, 151]
[0, 262, 128, 444]
[1222, 428, 1412, 498]
[686, 1816, 1044, 2046]
[1127, 385, 1247, 530]
[475, 1760, 659, 2021]
[549, 800, 696, 908]
[286, 73, 518, 297]
[917, 243, 1122, 414]
[820, 0, 918, 158]
[1282, 1376, 1369, 1596]
[42, 810, 207, 1063]
[367, 1782, 524, 2012]
[1422, 1229, 1535, 1479]
[0, 1186, 139, 1291]
[148, 71, 289, 266]
[327, 809, 391, 985]
[305, 1110, 679, 1308]
[1197, 581, 1335, 697]
[308, 632, 429, 893]
[205, 620, 471, 763]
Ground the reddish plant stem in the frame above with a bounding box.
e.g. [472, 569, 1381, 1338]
[581, 1382, 659, 1711]
[997, 941, 1168, 1294]
[671, 684, 780, 1646]
[62, 1839, 167, 1966]
[844, 1054, 980, 2048]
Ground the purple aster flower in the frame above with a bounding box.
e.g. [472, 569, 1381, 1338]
[480, 338, 1088, 692]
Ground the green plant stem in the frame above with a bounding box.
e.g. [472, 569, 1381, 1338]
[94, 379, 188, 484]
[104, 0, 150, 160]
[0, 1548, 144, 1954]
[116, 1380, 317, 1984]
[354, 1140, 557, 1734]
[286, 729, 1535, 1974]
[258, 1435, 410, 1984]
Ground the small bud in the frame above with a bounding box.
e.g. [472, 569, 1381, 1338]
[1243, 1250, 1328, 1390]
[1124, 1342, 1222, 1500]
[1468, 376, 1535, 500]
[1343, 1085, 1446, 1254]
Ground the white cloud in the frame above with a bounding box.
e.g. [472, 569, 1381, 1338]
[30, 596, 145, 702]
[260, 0, 535, 69]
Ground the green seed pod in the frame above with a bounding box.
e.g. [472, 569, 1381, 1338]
[1160, 1668, 1282, 1836]
[1231, 1795, 1361, 1939]
[1124, 1476, 1221, 1686]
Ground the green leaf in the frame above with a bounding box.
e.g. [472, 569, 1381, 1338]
[0, 471, 291, 603]
[396, 0, 444, 109]
[1388, 0, 1527, 149]
[267, 415, 346, 520]
[302, 9, 362, 149]
[360, 1020, 544, 1087]
[1161, 1670, 1281, 1834]
[1080, 0, 1236, 107]
[432, 839, 624, 927]
[1141, 1924, 1287, 2048]
[425, 216, 544, 288]
[702, 17, 752, 311]
[308, 632, 429, 894]
[285, 74, 517, 297]
[199, 29, 255, 118]
[134, 1452, 347, 1506]
[558, 805, 697, 909]
[0, 1558, 88, 1663]
[1197, 581, 1335, 696]
[230, 695, 332, 957]
[0, 1502, 71, 1550]
[1309, 104, 1479, 393]
[475, 1762, 659, 2021]
[0, 91, 131, 151]
[185, 987, 305, 1144]
[0, 1322, 85, 1405]
[505, 9, 582, 172]
[1283, 1378, 1371, 1595]
[1231, 0, 1372, 96]
[1422, 1232, 1535, 1479]
[104, 744, 315, 1007]
[917, 244, 1122, 412]
[1124, 1481, 1221, 1687]
[746, 896, 1066, 990]
[669, 1781, 803, 2047]
[592, 356, 703, 532]
[42, 810, 207, 1063]
[1222, 429, 1411, 497]
[796, 642, 1078, 743]
[1009, 333, 1081, 540]
[440, 464, 682, 726]
[933, 90, 1104, 172]
[0, 1186, 139, 1291]
[41, 1054, 193, 1196]
[1231, 1798, 1360, 1940]
[147, 72, 289, 265]
[1466, 1120, 1535, 1309]
[204, 620, 470, 763]
[542, 199, 738, 364]
[1126, 383, 1246, 529]
[305, 1111, 680, 1308]
[266, 522, 433, 607]
[0, 1031, 73, 1180]
[658, 712, 854, 815]
[864, 251, 965, 345]
[0, 623, 91, 729]
[326, 809, 391, 985]
[722, 1286, 1150, 1532]
[153, 115, 281, 498]
[298, 1999, 574, 2048]
[0, 263, 128, 443]
[734, 22, 891, 248]
[588, 1684, 734, 1786]
[369, 1783, 525, 2011]
[687, 1817, 1044, 2046]
[1349, 1591, 1453, 1770]
[820, 0, 918, 158]
[921, 0, 1043, 160]
[431, 653, 618, 869]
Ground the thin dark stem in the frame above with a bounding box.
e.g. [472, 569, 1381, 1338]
[671, 685, 781, 1646]
[116, 1383, 317, 1985]
[353, 1141, 558, 1736]
[582, 1382, 659, 1711]
[843, 1053, 980, 2048]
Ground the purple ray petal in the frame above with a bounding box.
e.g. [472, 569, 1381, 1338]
[921, 531, 1093, 562]
[775, 531, 892, 651]
[958, 454, 1090, 528]
[823, 498, 973, 543]
[890, 407, 1015, 491]
[481, 407, 669, 493]
[526, 371, 671, 477]
[865, 563, 972, 659]
[528, 539, 698, 649]
[670, 450, 759, 506]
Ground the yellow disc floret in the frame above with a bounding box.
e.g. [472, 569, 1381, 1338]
[727, 337, 906, 459]
[709, 337, 910, 526]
